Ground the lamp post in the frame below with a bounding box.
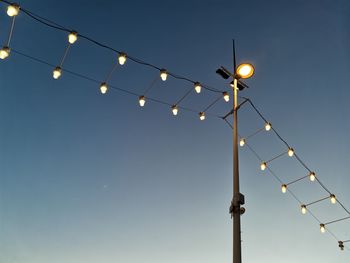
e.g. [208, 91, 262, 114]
[217, 45, 254, 263]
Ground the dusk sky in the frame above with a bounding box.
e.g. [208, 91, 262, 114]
[0, 0, 350, 262]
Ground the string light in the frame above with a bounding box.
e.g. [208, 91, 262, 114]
[301, 204, 307, 214]
[7, 3, 20, 17]
[160, 69, 168, 81]
[330, 194, 337, 204]
[223, 92, 230, 102]
[194, 82, 202, 94]
[265, 122, 272, 131]
[281, 184, 287, 193]
[260, 162, 267, 171]
[199, 112, 205, 121]
[309, 172, 316, 182]
[68, 31, 78, 44]
[100, 82, 108, 94]
[171, 105, 178, 116]
[0, 46, 10, 60]
[239, 138, 245, 147]
[52, 66, 62, 79]
[118, 52, 127, 65]
[139, 96, 146, 107]
[288, 148, 294, 157]
[339, 241, 344, 251]
[320, 224, 326, 233]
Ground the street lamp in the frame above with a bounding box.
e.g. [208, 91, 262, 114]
[217, 43, 254, 263]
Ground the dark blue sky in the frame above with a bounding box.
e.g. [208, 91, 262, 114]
[0, 0, 350, 262]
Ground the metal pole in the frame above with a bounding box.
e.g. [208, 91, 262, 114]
[232, 78, 242, 263]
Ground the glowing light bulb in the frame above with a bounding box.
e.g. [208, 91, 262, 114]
[68, 31, 78, 44]
[223, 92, 230, 102]
[100, 82, 108, 94]
[239, 138, 245, 147]
[0, 46, 10, 60]
[265, 122, 272, 131]
[171, 105, 178, 116]
[288, 148, 294, 157]
[330, 194, 337, 204]
[194, 82, 201, 94]
[281, 184, 287, 193]
[160, 69, 167, 81]
[52, 66, 62, 79]
[260, 162, 267, 171]
[309, 172, 316, 182]
[301, 205, 307, 214]
[236, 63, 254, 79]
[320, 224, 326, 233]
[139, 96, 146, 107]
[118, 52, 127, 65]
[199, 112, 205, 121]
[7, 4, 20, 17]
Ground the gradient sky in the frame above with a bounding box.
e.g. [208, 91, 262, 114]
[1, 0, 350, 262]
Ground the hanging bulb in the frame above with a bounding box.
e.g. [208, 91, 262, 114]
[7, 3, 20, 17]
[223, 92, 230, 102]
[239, 138, 245, 147]
[199, 112, 205, 121]
[260, 162, 267, 171]
[52, 66, 62, 79]
[68, 31, 78, 44]
[171, 105, 178, 116]
[139, 96, 146, 107]
[0, 46, 10, 60]
[265, 122, 272, 131]
[309, 172, 316, 182]
[320, 224, 326, 233]
[281, 184, 287, 193]
[330, 194, 337, 204]
[160, 69, 167, 81]
[301, 204, 307, 214]
[194, 82, 202, 94]
[118, 52, 127, 65]
[339, 241, 344, 251]
[288, 148, 294, 157]
[100, 82, 108, 94]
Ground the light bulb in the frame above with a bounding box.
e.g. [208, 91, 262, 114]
[301, 205, 307, 214]
[288, 148, 294, 157]
[199, 112, 205, 121]
[171, 105, 178, 116]
[339, 241, 344, 251]
[7, 4, 20, 17]
[236, 63, 254, 79]
[160, 69, 167, 81]
[223, 92, 230, 102]
[265, 122, 272, 131]
[52, 66, 62, 79]
[239, 138, 245, 147]
[330, 194, 337, 204]
[281, 184, 287, 193]
[320, 224, 326, 233]
[260, 162, 267, 171]
[100, 82, 108, 94]
[194, 82, 201, 94]
[118, 52, 127, 65]
[139, 96, 146, 107]
[0, 46, 10, 60]
[309, 172, 316, 182]
[68, 31, 78, 44]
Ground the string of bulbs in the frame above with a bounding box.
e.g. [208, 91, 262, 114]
[224, 98, 350, 252]
[1, 0, 349, 254]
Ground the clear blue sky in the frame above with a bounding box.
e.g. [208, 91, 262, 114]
[0, 0, 349, 262]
